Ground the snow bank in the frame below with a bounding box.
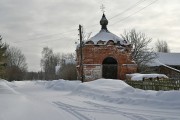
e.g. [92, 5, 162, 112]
[0, 79, 18, 94]
[1, 79, 180, 120]
[2, 79, 178, 110]
[36, 79, 133, 94]
[79, 79, 132, 92]
[78, 79, 180, 108]
[36, 79, 180, 108]
[36, 79, 81, 91]
[71, 79, 133, 96]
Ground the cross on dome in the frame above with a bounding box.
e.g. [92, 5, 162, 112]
[100, 4, 105, 13]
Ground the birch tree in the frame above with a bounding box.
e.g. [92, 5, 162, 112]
[41, 47, 60, 80]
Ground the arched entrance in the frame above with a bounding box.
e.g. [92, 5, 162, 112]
[102, 57, 118, 79]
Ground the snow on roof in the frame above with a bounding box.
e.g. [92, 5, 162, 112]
[87, 29, 130, 45]
[126, 73, 168, 81]
[148, 52, 180, 66]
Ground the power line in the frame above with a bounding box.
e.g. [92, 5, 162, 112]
[87, 0, 147, 25]
[86, 0, 148, 35]
[41, 35, 77, 43]
[15, 34, 77, 44]
[13, 0, 158, 44]
[13, 28, 77, 43]
[32, 27, 77, 38]
[110, 0, 159, 26]
[109, 0, 147, 20]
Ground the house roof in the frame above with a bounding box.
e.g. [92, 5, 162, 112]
[148, 52, 180, 66]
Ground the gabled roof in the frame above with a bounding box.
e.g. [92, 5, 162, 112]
[148, 52, 180, 66]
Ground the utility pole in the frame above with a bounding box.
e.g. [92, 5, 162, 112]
[78, 24, 84, 82]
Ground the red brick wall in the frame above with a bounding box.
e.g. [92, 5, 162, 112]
[76, 45, 137, 81]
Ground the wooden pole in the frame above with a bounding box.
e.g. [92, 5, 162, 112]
[79, 24, 84, 82]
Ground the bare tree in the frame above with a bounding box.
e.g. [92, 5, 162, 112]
[40, 47, 77, 80]
[41, 47, 60, 80]
[59, 63, 77, 80]
[121, 29, 156, 72]
[58, 53, 77, 80]
[5, 46, 28, 81]
[6, 47, 27, 71]
[155, 40, 170, 53]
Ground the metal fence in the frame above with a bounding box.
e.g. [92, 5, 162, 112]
[125, 79, 180, 91]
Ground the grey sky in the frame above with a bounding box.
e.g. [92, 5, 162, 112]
[1, 0, 180, 71]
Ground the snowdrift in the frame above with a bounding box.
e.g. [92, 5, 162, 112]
[0, 80, 18, 94]
[1, 79, 180, 120]
[36, 79, 180, 109]
[1, 79, 180, 109]
[36, 79, 81, 91]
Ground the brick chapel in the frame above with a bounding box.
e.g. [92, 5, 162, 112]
[76, 13, 137, 82]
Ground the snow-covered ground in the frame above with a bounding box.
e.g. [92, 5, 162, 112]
[0, 79, 180, 120]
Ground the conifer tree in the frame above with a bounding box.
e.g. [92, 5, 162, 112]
[0, 35, 7, 78]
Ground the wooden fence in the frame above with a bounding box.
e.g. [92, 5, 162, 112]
[125, 79, 180, 91]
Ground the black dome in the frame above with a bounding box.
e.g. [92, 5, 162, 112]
[100, 14, 108, 30]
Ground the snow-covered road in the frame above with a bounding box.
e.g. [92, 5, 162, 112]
[0, 79, 180, 120]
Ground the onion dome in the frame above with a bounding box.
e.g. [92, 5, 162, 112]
[100, 13, 108, 31]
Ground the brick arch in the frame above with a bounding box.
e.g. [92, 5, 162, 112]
[102, 57, 117, 64]
[101, 55, 119, 65]
[102, 57, 118, 79]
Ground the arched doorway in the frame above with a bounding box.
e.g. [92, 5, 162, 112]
[102, 57, 118, 79]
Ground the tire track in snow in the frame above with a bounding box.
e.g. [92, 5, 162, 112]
[53, 102, 93, 120]
[84, 101, 148, 120]
[53, 101, 148, 120]
[84, 101, 179, 120]
[53, 101, 119, 114]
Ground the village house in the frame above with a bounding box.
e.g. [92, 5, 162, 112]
[147, 52, 180, 79]
[76, 14, 137, 82]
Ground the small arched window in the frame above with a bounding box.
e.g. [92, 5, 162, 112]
[86, 41, 94, 45]
[97, 40, 105, 45]
[106, 40, 115, 45]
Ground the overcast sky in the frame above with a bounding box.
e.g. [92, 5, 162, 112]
[1, 0, 180, 71]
